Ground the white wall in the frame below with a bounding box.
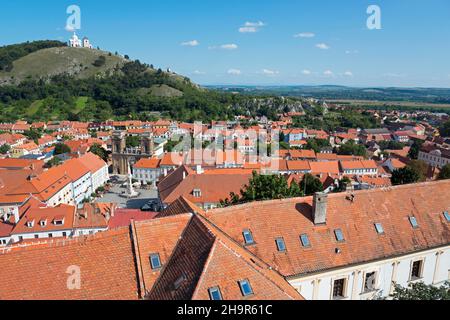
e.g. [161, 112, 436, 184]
[289, 245, 450, 300]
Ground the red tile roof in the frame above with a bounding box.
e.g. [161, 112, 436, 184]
[0, 229, 139, 300]
[204, 180, 450, 277]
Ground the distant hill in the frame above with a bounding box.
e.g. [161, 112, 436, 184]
[209, 85, 450, 105]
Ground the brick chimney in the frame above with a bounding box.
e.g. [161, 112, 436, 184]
[312, 192, 328, 225]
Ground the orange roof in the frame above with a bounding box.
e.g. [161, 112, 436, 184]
[286, 161, 311, 171]
[205, 180, 450, 277]
[158, 166, 252, 204]
[309, 161, 341, 175]
[11, 204, 75, 235]
[0, 229, 139, 300]
[76, 152, 107, 173]
[289, 149, 316, 159]
[134, 158, 161, 169]
[14, 142, 39, 151]
[340, 160, 377, 170]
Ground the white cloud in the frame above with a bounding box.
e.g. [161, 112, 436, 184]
[344, 71, 353, 77]
[228, 69, 242, 75]
[294, 32, 315, 38]
[239, 21, 266, 33]
[193, 70, 206, 75]
[181, 40, 199, 47]
[220, 44, 238, 50]
[316, 43, 330, 50]
[345, 50, 359, 54]
[244, 21, 265, 27]
[239, 27, 258, 33]
[323, 70, 334, 76]
[262, 69, 279, 75]
[302, 70, 312, 75]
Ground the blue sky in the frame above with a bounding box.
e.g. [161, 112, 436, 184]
[1, 0, 450, 87]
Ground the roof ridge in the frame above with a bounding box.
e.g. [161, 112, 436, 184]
[0, 227, 130, 255]
[211, 180, 450, 213]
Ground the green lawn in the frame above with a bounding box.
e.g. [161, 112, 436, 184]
[74, 97, 89, 114]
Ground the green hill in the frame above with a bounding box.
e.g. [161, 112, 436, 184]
[0, 46, 126, 85]
[0, 40, 302, 123]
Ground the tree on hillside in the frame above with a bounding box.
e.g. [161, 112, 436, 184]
[391, 167, 421, 186]
[439, 120, 450, 137]
[337, 141, 367, 157]
[0, 144, 10, 154]
[391, 282, 450, 300]
[306, 138, 331, 153]
[220, 172, 302, 206]
[408, 160, 428, 182]
[408, 140, 424, 160]
[438, 164, 450, 180]
[90, 143, 109, 162]
[23, 129, 41, 144]
[300, 174, 324, 196]
[54, 143, 71, 155]
[126, 136, 140, 148]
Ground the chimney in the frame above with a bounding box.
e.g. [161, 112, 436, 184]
[312, 192, 328, 225]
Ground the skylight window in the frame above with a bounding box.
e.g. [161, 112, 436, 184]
[150, 253, 162, 270]
[300, 234, 311, 247]
[444, 211, 450, 222]
[239, 280, 253, 297]
[275, 237, 286, 252]
[208, 287, 223, 300]
[334, 229, 345, 242]
[409, 216, 419, 228]
[242, 229, 255, 245]
[374, 223, 384, 234]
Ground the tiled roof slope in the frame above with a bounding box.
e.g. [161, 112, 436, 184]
[146, 207, 302, 300]
[0, 229, 139, 300]
[147, 216, 216, 300]
[204, 180, 450, 278]
[132, 214, 193, 295]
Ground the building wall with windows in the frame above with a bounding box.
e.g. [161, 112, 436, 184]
[289, 245, 450, 300]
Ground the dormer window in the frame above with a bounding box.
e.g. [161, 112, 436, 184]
[193, 189, 202, 198]
[374, 223, 384, 234]
[242, 229, 255, 245]
[444, 211, 450, 222]
[53, 218, 64, 226]
[39, 219, 47, 227]
[334, 229, 345, 242]
[26, 220, 35, 228]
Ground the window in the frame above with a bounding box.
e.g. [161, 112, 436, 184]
[409, 216, 419, 228]
[208, 287, 223, 300]
[332, 278, 347, 299]
[300, 234, 311, 247]
[374, 223, 384, 234]
[275, 237, 286, 252]
[411, 260, 423, 280]
[193, 189, 202, 198]
[150, 253, 162, 270]
[334, 229, 345, 242]
[242, 229, 255, 245]
[34, 235, 39, 239]
[444, 211, 450, 222]
[48, 233, 53, 238]
[364, 272, 377, 292]
[239, 280, 253, 297]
